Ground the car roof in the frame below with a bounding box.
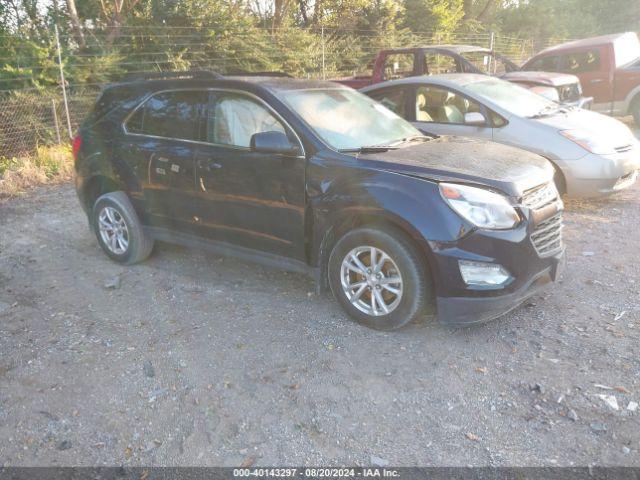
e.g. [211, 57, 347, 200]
[360, 73, 492, 91]
[424, 45, 491, 54]
[384, 45, 491, 54]
[108, 73, 345, 95]
[537, 32, 636, 54]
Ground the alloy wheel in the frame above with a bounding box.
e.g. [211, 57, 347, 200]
[339, 245, 403, 316]
[98, 206, 129, 255]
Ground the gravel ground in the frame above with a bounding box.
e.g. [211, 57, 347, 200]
[0, 179, 639, 467]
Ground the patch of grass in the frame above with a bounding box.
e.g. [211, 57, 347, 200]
[0, 145, 73, 199]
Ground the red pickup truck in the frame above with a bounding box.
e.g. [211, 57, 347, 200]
[522, 32, 640, 124]
[335, 45, 592, 108]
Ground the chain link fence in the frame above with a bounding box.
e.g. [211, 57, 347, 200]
[0, 27, 544, 159]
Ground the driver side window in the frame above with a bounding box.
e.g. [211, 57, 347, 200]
[415, 86, 482, 124]
[206, 93, 285, 148]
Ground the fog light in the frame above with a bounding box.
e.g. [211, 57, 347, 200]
[459, 260, 511, 287]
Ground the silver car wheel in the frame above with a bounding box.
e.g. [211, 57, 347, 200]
[340, 245, 403, 317]
[98, 206, 129, 255]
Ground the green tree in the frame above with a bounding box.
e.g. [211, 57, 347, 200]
[402, 0, 464, 36]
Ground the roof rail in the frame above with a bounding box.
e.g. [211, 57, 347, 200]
[121, 70, 224, 82]
[227, 71, 292, 78]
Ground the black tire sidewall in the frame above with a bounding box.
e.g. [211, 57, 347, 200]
[328, 227, 430, 330]
[91, 192, 144, 264]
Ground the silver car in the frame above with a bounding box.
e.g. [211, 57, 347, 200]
[361, 74, 640, 197]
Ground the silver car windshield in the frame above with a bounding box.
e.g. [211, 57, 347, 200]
[279, 88, 422, 151]
[466, 79, 559, 118]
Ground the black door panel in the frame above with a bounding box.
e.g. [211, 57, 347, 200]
[194, 145, 305, 258]
[194, 91, 306, 259]
[119, 90, 206, 232]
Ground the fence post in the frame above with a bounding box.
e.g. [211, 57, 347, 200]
[54, 24, 73, 139]
[488, 31, 495, 74]
[321, 26, 326, 80]
[51, 99, 61, 144]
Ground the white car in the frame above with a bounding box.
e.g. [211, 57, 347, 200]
[361, 74, 640, 197]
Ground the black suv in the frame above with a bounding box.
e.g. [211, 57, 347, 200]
[74, 71, 565, 330]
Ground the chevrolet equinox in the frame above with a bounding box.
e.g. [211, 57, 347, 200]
[74, 71, 566, 330]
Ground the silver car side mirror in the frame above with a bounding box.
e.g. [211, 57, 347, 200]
[464, 112, 486, 126]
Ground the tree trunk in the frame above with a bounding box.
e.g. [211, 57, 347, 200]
[476, 0, 495, 22]
[462, 0, 473, 20]
[297, 0, 309, 26]
[65, 0, 86, 49]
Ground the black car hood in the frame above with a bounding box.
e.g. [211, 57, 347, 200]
[357, 136, 554, 197]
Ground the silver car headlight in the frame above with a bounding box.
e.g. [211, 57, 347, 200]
[560, 129, 618, 155]
[439, 183, 520, 230]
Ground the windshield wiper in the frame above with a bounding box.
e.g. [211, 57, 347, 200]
[339, 135, 430, 154]
[339, 145, 397, 153]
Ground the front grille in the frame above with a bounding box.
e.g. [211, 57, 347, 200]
[557, 83, 580, 103]
[521, 182, 559, 210]
[531, 213, 563, 257]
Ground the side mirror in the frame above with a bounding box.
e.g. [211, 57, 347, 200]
[250, 131, 299, 156]
[464, 112, 487, 126]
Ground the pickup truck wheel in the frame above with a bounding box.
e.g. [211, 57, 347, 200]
[328, 227, 432, 330]
[92, 191, 154, 265]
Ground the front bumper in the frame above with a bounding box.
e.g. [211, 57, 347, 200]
[437, 251, 565, 325]
[564, 148, 640, 197]
[428, 193, 565, 326]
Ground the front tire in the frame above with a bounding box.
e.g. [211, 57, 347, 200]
[328, 227, 433, 330]
[91, 191, 154, 265]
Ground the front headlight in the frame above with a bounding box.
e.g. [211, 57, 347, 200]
[560, 129, 617, 154]
[439, 183, 520, 230]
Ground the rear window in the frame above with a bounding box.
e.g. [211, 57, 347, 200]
[527, 55, 560, 72]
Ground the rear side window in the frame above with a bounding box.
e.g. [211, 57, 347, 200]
[125, 91, 205, 141]
[561, 49, 601, 73]
[527, 55, 560, 72]
[84, 86, 136, 126]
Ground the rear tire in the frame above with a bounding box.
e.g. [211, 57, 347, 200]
[328, 227, 433, 330]
[91, 191, 154, 265]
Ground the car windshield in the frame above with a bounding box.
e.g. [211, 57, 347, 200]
[465, 78, 559, 118]
[278, 88, 422, 151]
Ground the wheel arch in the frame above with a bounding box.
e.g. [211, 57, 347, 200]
[313, 207, 437, 294]
[80, 174, 126, 214]
[624, 85, 640, 115]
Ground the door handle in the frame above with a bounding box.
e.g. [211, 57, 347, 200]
[590, 78, 604, 84]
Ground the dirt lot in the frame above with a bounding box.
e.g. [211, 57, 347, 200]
[1, 179, 639, 467]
